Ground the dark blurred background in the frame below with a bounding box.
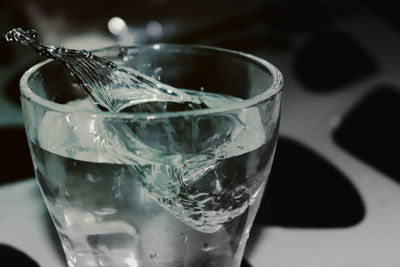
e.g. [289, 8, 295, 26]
[0, 0, 361, 50]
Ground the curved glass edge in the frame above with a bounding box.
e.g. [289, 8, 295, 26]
[19, 44, 283, 120]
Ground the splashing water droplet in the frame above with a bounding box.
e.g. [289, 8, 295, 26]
[5, 28, 206, 112]
[150, 252, 159, 264]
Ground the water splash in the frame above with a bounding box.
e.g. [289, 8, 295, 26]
[5, 28, 206, 112]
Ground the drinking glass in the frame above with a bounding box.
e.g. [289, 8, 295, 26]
[19, 44, 283, 267]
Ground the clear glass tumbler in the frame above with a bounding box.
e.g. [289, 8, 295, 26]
[20, 44, 283, 267]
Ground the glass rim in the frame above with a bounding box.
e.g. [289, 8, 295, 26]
[20, 43, 283, 120]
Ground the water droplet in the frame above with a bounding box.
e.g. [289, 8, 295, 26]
[150, 252, 158, 264]
[108, 17, 128, 36]
[202, 242, 217, 252]
[180, 233, 188, 243]
[86, 173, 101, 183]
[82, 212, 96, 224]
[146, 21, 163, 38]
[94, 207, 117, 216]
